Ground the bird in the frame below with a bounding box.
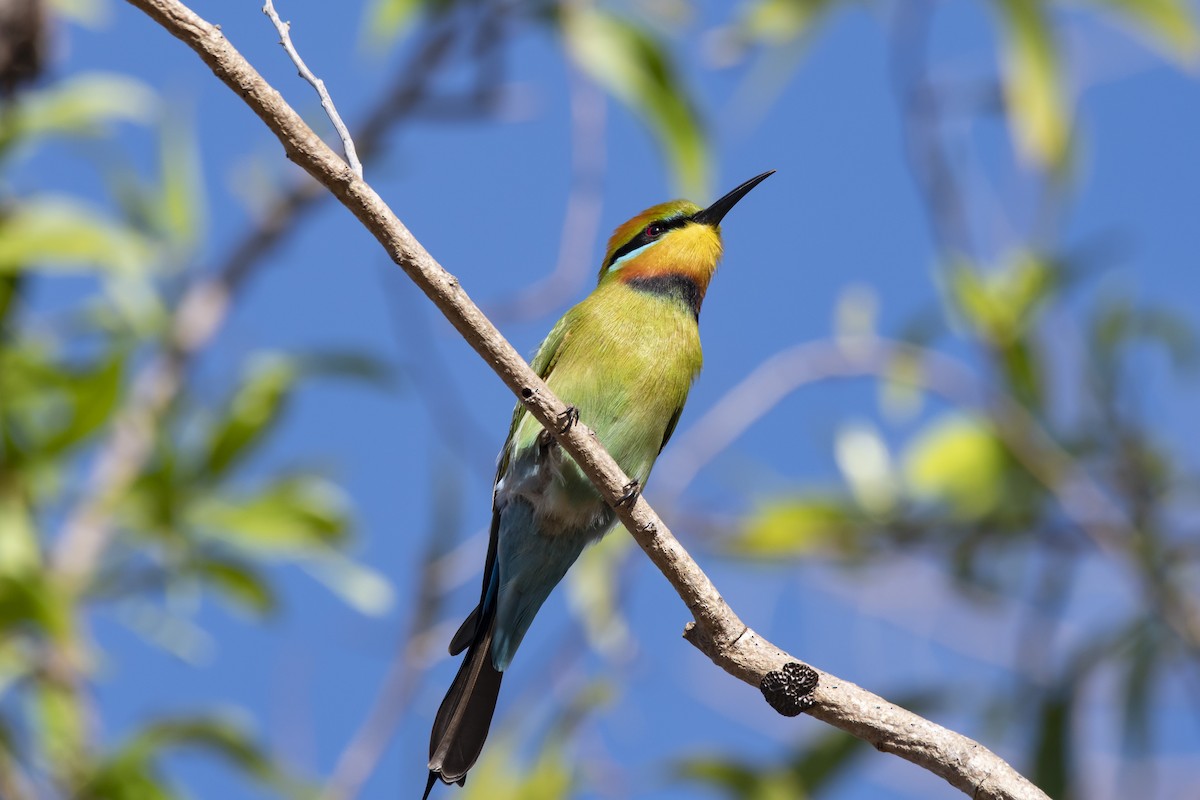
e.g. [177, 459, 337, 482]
[424, 170, 774, 798]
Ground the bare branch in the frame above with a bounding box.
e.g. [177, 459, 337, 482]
[261, 0, 362, 179]
[50, 18, 465, 583]
[117, 2, 1051, 797]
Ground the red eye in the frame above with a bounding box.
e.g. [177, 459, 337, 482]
[646, 224, 663, 237]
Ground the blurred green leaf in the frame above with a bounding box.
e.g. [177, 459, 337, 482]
[191, 556, 277, 617]
[188, 475, 350, 554]
[1090, 0, 1200, 63]
[1031, 688, 1073, 800]
[462, 743, 572, 800]
[729, 496, 858, 557]
[737, 0, 837, 47]
[0, 573, 71, 640]
[944, 254, 1054, 345]
[676, 728, 866, 800]
[902, 413, 1005, 519]
[0, 491, 39, 575]
[121, 438, 185, 540]
[360, 0, 423, 51]
[114, 601, 212, 664]
[0, 196, 157, 276]
[562, 8, 708, 196]
[0, 73, 155, 152]
[83, 714, 304, 800]
[834, 422, 897, 516]
[1010, 340, 1045, 412]
[995, 0, 1070, 168]
[200, 355, 297, 479]
[677, 757, 773, 800]
[879, 347, 925, 421]
[47, 0, 111, 27]
[32, 682, 85, 773]
[300, 553, 394, 616]
[461, 727, 575, 800]
[41, 352, 125, 457]
[298, 349, 395, 388]
[124, 717, 278, 782]
[80, 762, 174, 800]
[0, 342, 123, 462]
[155, 112, 206, 254]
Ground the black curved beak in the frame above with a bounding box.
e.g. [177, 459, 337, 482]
[691, 170, 775, 227]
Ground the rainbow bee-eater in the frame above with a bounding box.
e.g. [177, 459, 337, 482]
[425, 170, 774, 797]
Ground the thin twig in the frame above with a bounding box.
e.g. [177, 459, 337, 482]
[262, 0, 362, 179]
[50, 18, 467, 584]
[118, 3, 1050, 797]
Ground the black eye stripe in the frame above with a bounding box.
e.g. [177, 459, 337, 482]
[604, 214, 692, 269]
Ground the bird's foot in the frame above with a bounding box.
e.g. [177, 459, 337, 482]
[616, 479, 641, 507]
[557, 405, 580, 434]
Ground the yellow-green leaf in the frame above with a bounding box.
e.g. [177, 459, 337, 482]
[156, 112, 206, 254]
[562, 8, 709, 197]
[1092, 0, 1200, 63]
[32, 682, 85, 770]
[0, 196, 156, 276]
[300, 554, 394, 616]
[192, 557, 277, 617]
[996, 0, 1070, 168]
[47, 0, 110, 27]
[360, 0, 423, 51]
[42, 353, 125, 457]
[201, 354, 297, 479]
[730, 497, 856, 557]
[944, 254, 1053, 344]
[0, 492, 39, 575]
[902, 414, 1005, 518]
[0, 73, 154, 150]
[739, 0, 837, 47]
[834, 422, 897, 516]
[188, 476, 350, 554]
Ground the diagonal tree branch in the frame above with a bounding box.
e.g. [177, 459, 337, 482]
[118, 2, 1051, 798]
[50, 15, 473, 582]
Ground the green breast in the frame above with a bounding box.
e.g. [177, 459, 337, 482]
[513, 283, 702, 503]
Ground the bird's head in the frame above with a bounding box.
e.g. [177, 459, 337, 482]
[596, 171, 774, 300]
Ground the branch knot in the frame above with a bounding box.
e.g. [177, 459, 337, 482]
[760, 661, 818, 717]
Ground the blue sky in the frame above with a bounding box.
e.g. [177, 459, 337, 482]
[15, 0, 1200, 798]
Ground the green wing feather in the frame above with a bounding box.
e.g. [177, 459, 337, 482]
[450, 317, 574, 657]
[658, 404, 684, 455]
[493, 315, 573, 487]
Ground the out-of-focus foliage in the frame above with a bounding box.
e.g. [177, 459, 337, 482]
[0, 6, 393, 796]
[560, 6, 709, 197]
[0, 74, 155, 153]
[675, 728, 868, 800]
[5, 0, 1200, 798]
[684, 1, 1200, 796]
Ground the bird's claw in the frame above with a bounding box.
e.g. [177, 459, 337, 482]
[616, 479, 641, 507]
[557, 405, 580, 434]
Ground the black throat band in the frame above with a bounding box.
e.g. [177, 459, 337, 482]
[626, 273, 703, 321]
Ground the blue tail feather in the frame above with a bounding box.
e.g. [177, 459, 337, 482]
[491, 498, 594, 672]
